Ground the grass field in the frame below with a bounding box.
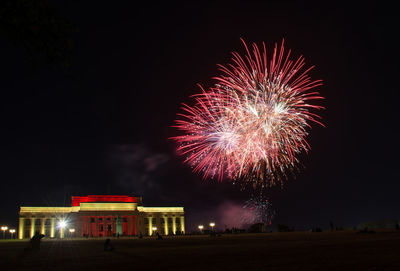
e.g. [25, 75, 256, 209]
[1, 231, 399, 270]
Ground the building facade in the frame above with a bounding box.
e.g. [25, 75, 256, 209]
[18, 195, 185, 239]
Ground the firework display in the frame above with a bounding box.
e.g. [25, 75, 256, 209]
[243, 196, 276, 225]
[173, 39, 324, 187]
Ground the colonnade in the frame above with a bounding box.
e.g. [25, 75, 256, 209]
[81, 215, 136, 237]
[18, 217, 56, 239]
[148, 215, 185, 236]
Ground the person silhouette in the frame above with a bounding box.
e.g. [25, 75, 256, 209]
[104, 238, 114, 251]
[30, 231, 45, 250]
[329, 221, 334, 232]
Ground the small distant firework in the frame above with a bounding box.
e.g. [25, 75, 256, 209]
[172, 39, 324, 187]
[243, 196, 275, 225]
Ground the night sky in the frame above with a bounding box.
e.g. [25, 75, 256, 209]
[0, 2, 398, 231]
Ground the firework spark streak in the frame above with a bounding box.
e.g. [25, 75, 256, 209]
[172, 39, 324, 187]
[243, 196, 276, 225]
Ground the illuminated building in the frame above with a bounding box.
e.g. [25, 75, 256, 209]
[18, 195, 185, 239]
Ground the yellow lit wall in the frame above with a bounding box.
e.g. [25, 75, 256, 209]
[20, 206, 79, 213]
[137, 207, 184, 213]
[79, 202, 137, 211]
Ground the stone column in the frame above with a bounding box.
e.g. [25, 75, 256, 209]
[172, 216, 176, 234]
[18, 217, 24, 239]
[81, 216, 85, 237]
[87, 217, 90, 236]
[50, 217, 55, 238]
[95, 216, 99, 237]
[116, 215, 122, 236]
[163, 216, 168, 235]
[30, 217, 36, 238]
[148, 216, 153, 236]
[111, 216, 117, 236]
[88, 215, 93, 237]
[180, 216, 185, 234]
[127, 216, 132, 236]
[60, 226, 65, 239]
[133, 215, 137, 236]
[40, 218, 45, 235]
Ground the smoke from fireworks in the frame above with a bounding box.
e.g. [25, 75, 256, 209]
[243, 196, 275, 225]
[172, 39, 324, 187]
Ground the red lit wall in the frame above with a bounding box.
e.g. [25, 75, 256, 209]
[71, 195, 140, 206]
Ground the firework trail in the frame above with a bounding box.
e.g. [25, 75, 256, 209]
[172, 39, 324, 187]
[243, 196, 276, 225]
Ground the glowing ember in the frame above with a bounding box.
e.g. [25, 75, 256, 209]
[243, 196, 276, 225]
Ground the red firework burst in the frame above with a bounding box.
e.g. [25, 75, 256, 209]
[172, 39, 324, 187]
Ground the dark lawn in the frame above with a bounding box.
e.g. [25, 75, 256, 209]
[1, 231, 399, 270]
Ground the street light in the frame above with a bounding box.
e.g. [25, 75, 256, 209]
[9, 229, 16, 239]
[58, 220, 67, 239]
[209, 222, 215, 231]
[69, 228, 75, 238]
[198, 225, 204, 233]
[1, 226, 8, 239]
[58, 220, 67, 228]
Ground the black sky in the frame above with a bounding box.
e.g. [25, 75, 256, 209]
[0, 1, 399, 231]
